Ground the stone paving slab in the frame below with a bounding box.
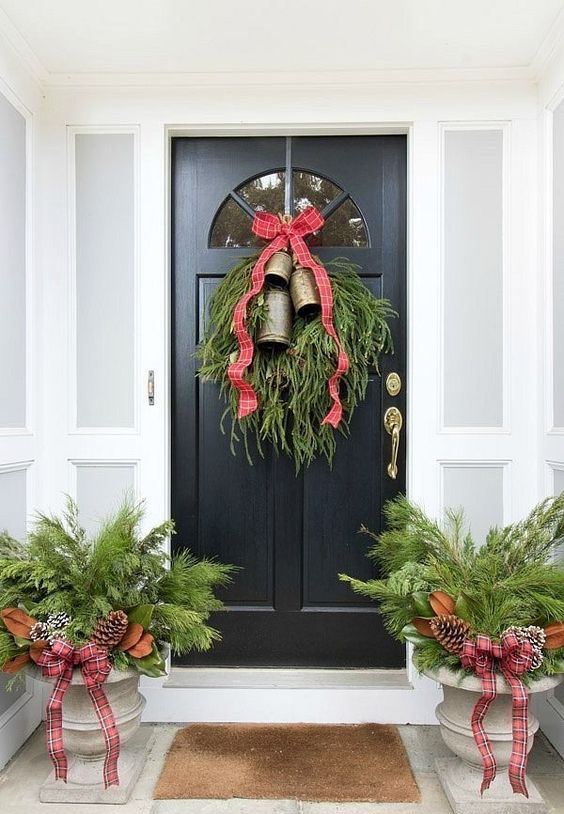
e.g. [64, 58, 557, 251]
[151, 801, 299, 814]
[0, 724, 562, 814]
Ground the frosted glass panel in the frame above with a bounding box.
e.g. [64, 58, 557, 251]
[442, 465, 504, 544]
[443, 130, 503, 427]
[553, 102, 564, 426]
[75, 133, 135, 428]
[76, 464, 135, 536]
[0, 93, 26, 427]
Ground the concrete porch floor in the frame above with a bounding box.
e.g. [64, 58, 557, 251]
[0, 724, 563, 814]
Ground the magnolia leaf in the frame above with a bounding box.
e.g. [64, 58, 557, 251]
[400, 623, 433, 647]
[127, 632, 154, 659]
[454, 593, 473, 621]
[118, 622, 144, 651]
[544, 622, 564, 650]
[1, 653, 30, 674]
[0, 608, 36, 639]
[131, 644, 167, 678]
[13, 635, 32, 648]
[30, 641, 48, 664]
[126, 605, 154, 630]
[412, 592, 434, 618]
[429, 591, 455, 616]
[412, 617, 436, 637]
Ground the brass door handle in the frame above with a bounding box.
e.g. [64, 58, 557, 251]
[384, 407, 403, 480]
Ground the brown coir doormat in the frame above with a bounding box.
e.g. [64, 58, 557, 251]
[154, 723, 420, 803]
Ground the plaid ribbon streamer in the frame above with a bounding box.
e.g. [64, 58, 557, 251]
[36, 639, 120, 788]
[461, 632, 534, 797]
[227, 206, 350, 427]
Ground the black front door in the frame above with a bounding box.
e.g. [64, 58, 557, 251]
[172, 136, 406, 668]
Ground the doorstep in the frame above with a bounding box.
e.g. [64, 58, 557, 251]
[163, 667, 412, 690]
[0, 725, 562, 814]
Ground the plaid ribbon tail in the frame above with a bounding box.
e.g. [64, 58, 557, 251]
[87, 684, 120, 788]
[44, 668, 72, 782]
[501, 667, 530, 798]
[227, 240, 285, 419]
[289, 237, 349, 428]
[471, 661, 498, 795]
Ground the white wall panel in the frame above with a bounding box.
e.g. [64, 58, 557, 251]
[553, 101, 564, 427]
[0, 467, 27, 712]
[443, 128, 504, 428]
[442, 464, 504, 544]
[554, 467, 564, 496]
[0, 92, 26, 428]
[75, 132, 135, 428]
[75, 463, 136, 535]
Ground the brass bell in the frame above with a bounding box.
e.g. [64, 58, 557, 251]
[256, 288, 294, 348]
[264, 250, 292, 287]
[289, 265, 321, 317]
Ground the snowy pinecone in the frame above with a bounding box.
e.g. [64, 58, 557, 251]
[505, 625, 546, 670]
[29, 621, 49, 642]
[46, 611, 70, 644]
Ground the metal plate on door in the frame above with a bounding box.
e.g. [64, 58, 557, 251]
[386, 372, 401, 397]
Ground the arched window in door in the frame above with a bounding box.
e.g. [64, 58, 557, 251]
[209, 168, 369, 249]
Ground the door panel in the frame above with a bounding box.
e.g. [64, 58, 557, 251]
[172, 135, 406, 667]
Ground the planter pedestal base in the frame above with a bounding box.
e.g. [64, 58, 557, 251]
[39, 726, 153, 805]
[435, 758, 548, 814]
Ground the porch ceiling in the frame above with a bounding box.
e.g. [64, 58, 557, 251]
[0, 0, 563, 83]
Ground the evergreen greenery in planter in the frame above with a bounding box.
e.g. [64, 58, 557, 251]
[0, 498, 235, 679]
[340, 494, 564, 679]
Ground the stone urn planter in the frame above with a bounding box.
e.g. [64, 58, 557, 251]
[423, 662, 562, 814]
[34, 666, 153, 804]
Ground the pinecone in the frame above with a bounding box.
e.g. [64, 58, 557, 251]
[429, 614, 471, 655]
[92, 611, 129, 649]
[46, 611, 70, 643]
[29, 621, 49, 642]
[505, 625, 546, 670]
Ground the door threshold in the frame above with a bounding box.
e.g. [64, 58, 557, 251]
[164, 667, 412, 690]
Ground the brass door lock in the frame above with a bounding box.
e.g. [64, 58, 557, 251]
[386, 372, 401, 397]
[384, 406, 403, 479]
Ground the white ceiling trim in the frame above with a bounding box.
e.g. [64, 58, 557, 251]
[530, 5, 564, 79]
[0, 5, 48, 85]
[37, 66, 538, 90]
[0, 9, 563, 91]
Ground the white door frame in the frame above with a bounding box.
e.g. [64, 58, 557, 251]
[137, 120, 444, 724]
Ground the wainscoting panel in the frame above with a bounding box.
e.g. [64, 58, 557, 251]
[442, 127, 504, 429]
[441, 463, 505, 543]
[74, 461, 137, 535]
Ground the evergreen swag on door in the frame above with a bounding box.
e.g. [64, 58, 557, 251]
[198, 208, 395, 469]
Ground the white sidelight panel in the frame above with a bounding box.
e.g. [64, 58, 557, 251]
[74, 132, 135, 429]
[0, 93, 26, 428]
[441, 464, 505, 543]
[553, 101, 564, 427]
[442, 128, 504, 428]
[74, 462, 136, 535]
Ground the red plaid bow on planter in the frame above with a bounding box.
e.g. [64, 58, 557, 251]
[227, 206, 349, 427]
[35, 639, 120, 788]
[461, 631, 534, 797]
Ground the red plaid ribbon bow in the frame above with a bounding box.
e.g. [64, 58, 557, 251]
[461, 632, 534, 797]
[227, 206, 349, 427]
[36, 639, 120, 788]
